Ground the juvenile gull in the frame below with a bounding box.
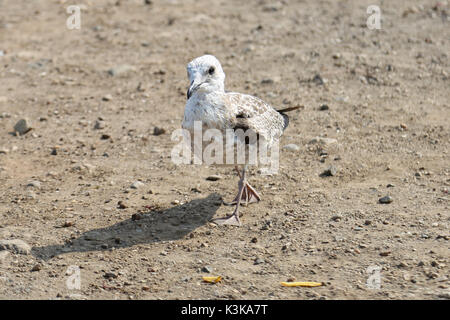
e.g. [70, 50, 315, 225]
[182, 55, 299, 226]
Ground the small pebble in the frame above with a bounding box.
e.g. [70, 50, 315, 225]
[27, 181, 41, 189]
[331, 214, 342, 221]
[131, 213, 142, 221]
[287, 277, 296, 282]
[379, 195, 393, 204]
[104, 272, 117, 279]
[321, 165, 337, 177]
[206, 175, 221, 181]
[312, 74, 324, 85]
[130, 181, 144, 189]
[14, 119, 32, 135]
[332, 52, 341, 59]
[201, 266, 213, 273]
[26, 191, 36, 199]
[31, 264, 42, 272]
[94, 120, 106, 130]
[261, 78, 274, 85]
[102, 94, 113, 101]
[118, 201, 128, 209]
[283, 144, 300, 152]
[107, 65, 135, 77]
[153, 127, 166, 136]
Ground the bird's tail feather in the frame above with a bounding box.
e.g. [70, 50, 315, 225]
[277, 105, 302, 131]
[276, 105, 303, 113]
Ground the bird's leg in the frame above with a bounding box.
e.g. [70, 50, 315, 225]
[212, 166, 249, 226]
[223, 166, 261, 206]
[235, 165, 242, 179]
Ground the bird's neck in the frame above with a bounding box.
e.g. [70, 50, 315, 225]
[195, 84, 225, 99]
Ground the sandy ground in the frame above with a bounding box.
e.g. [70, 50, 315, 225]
[0, 0, 449, 300]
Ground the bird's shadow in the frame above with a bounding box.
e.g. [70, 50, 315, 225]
[31, 193, 223, 261]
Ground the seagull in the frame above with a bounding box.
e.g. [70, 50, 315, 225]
[182, 55, 300, 226]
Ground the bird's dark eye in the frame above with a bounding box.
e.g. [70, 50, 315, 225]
[208, 66, 215, 75]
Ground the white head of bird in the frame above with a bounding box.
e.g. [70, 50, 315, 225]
[186, 55, 225, 99]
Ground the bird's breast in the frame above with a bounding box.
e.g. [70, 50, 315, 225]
[182, 97, 229, 132]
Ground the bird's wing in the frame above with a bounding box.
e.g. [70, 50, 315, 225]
[224, 92, 285, 143]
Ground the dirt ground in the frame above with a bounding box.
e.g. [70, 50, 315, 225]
[0, 0, 449, 300]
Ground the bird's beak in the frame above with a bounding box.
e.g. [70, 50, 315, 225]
[187, 78, 202, 100]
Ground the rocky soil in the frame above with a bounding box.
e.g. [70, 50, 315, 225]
[0, 0, 449, 299]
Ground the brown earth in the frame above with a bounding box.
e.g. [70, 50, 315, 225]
[0, 0, 449, 300]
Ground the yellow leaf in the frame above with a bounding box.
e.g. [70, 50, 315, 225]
[202, 276, 222, 283]
[281, 281, 322, 287]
